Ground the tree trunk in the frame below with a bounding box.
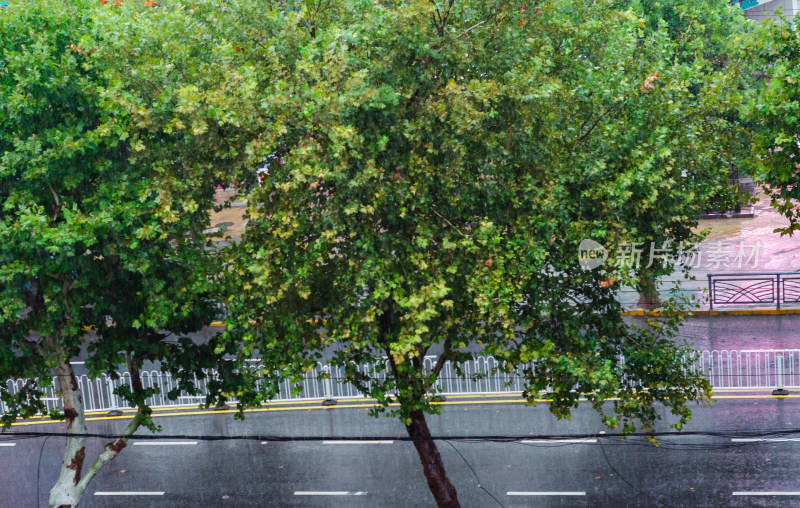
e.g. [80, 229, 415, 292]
[405, 409, 460, 508]
[49, 361, 89, 508]
[637, 273, 661, 310]
[637, 289, 661, 309]
[48, 360, 144, 507]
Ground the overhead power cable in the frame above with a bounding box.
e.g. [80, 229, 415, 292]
[445, 440, 506, 508]
[7, 428, 800, 444]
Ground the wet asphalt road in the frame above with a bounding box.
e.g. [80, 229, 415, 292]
[4, 396, 800, 507]
[631, 314, 800, 352]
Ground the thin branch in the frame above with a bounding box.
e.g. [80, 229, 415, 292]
[48, 183, 62, 219]
[74, 407, 144, 495]
[431, 209, 467, 237]
[440, 0, 456, 29]
[572, 105, 617, 150]
[423, 340, 453, 393]
[47, 184, 61, 207]
[429, 0, 443, 30]
[455, 18, 488, 39]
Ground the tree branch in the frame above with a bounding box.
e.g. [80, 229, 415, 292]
[572, 104, 617, 151]
[423, 340, 453, 393]
[74, 407, 145, 495]
[431, 208, 466, 237]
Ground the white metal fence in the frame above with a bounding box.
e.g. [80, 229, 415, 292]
[696, 350, 800, 390]
[2, 350, 798, 417]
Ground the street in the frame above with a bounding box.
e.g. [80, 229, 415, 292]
[636, 314, 800, 351]
[5, 394, 800, 507]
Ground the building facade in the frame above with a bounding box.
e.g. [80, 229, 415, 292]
[736, 0, 800, 23]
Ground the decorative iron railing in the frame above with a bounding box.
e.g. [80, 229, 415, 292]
[707, 273, 800, 309]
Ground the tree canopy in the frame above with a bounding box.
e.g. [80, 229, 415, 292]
[740, 12, 800, 235]
[216, 0, 746, 504]
[0, 2, 240, 505]
[0, 0, 765, 506]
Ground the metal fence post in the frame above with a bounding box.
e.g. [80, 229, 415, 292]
[774, 353, 789, 396]
[321, 365, 337, 406]
[777, 274, 782, 310]
[708, 274, 713, 310]
[105, 376, 123, 416]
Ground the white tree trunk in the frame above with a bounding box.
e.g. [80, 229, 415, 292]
[48, 361, 143, 507]
[49, 361, 89, 508]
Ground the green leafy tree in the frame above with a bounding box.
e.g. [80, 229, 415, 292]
[740, 12, 800, 235]
[215, 0, 735, 505]
[0, 2, 241, 506]
[617, 0, 747, 64]
[612, 0, 751, 307]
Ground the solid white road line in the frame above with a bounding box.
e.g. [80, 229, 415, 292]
[732, 438, 800, 443]
[322, 440, 394, 444]
[132, 441, 198, 446]
[733, 492, 800, 496]
[94, 492, 165, 496]
[521, 439, 597, 444]
[507, 492, 586, 496]
[294, 491, 367, 496]
[0, 443, 16, 447]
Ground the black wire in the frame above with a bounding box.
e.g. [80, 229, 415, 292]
[0, 434, 42, 442]
[598, 437, 661, 506]
[36, 436, 50, 508]
[444, 440, 506, 508]
[593, 435, 753, 452]
[8, 427, 800, 443]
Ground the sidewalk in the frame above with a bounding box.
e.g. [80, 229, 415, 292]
[207, 188, 248, 241]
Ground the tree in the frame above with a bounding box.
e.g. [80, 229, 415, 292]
[740, 12, 800, 235]
[0, 2, 240, 506]
[616, 0, 748, 64]
[613, 0, 751, 307]
[217, 0, 731, 505]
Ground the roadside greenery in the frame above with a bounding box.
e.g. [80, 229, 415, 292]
[0, 2, 241, 506]
[218, 0, 747, 505]
[740, 11, 800, 235]
[0, 0, 784, 507]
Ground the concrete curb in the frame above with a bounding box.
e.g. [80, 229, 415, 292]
[208, 308, 800, 327]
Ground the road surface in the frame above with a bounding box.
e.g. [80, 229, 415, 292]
[4, 393, 800, 507]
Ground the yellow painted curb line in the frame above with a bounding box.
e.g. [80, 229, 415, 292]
[8, 392, 799, 427]
[5, 389, 773, 424]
